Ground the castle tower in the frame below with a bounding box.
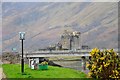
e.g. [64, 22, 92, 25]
[72, 31, 81, 50]
[60, 30, 71, 50]
[60, 30, 81, 50]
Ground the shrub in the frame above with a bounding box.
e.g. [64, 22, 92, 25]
[87, 48, 120, 78]
[2, 52, 20, 64]
[40, 61, 48, 65]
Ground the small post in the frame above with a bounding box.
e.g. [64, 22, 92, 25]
[81, 56, 86, 71]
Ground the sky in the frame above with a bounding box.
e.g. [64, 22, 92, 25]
[1, 0, 120, 2]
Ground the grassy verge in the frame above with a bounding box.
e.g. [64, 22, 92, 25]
[3, 64, 87, 78]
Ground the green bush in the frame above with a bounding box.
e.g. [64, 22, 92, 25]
[87, 48, 120, 78]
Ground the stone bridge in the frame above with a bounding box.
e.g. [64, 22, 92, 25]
[23, 49, 118, 58]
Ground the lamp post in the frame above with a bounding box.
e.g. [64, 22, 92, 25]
[19, 32, 25, 74]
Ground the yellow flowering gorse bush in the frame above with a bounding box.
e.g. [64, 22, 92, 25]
[87, 48, 120, 78]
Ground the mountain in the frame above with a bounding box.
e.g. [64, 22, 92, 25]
[2, 2, 118, 52]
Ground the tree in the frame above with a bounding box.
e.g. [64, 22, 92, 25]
[87, 48, 120, 78]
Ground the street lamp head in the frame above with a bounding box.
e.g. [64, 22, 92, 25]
[19, 32, 25, 40]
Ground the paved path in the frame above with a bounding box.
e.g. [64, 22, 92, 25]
[0, 60, 5, 79]
[0, 67, 2, 80]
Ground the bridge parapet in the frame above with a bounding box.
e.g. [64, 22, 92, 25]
[21, 49, 118, 58]
[31, 49, 118, 54]
[32, 49, 92, 54]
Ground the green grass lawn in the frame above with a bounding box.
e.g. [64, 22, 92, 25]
[2, 64, 87, 78]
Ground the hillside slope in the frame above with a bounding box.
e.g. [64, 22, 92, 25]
[2, 2, 118, 52]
